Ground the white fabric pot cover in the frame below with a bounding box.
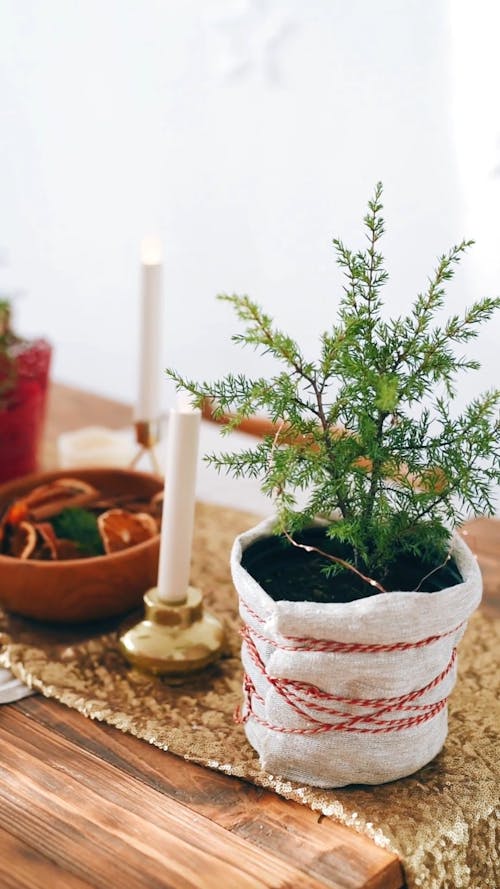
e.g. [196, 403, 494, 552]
[231, 517, 482, 788]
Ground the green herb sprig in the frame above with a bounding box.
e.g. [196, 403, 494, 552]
[51, 508, 104, 557]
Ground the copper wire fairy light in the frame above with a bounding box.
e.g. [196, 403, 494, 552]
[282, 529, 388, 594]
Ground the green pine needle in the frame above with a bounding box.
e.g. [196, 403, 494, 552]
[167, 185, 500, 582]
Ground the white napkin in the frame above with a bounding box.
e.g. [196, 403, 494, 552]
[0, 667, 34, 704]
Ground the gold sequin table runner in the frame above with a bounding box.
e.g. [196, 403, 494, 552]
[0, 502, 498, 889]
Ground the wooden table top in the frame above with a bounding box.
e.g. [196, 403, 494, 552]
[2, 382, 498, 889]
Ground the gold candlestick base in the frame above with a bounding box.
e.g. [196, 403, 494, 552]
[130, 419, 162, 474]
[119, 586, 225, 677]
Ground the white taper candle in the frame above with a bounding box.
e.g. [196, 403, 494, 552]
[157, 392, 201, 603]
[135, 236, 163, 422]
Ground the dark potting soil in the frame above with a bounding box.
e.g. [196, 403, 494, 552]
[241, 528, 463, 604]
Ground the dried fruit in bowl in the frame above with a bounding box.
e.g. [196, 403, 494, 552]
[0, 477, 160, 561]
[24, 478, 98, 520]
[98, 509, 157, 554]
[4, 478, 98, 527]
[33, 522, 58, 560]
[8, 521, 37, 559]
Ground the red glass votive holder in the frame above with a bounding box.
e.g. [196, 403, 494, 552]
[0, 337, 52, 483]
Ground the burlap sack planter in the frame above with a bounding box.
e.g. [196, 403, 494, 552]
[231, 516, 482, 788]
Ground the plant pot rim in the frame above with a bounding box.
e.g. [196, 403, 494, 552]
[231, 514, 482, 645]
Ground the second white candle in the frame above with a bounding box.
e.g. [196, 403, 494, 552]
[157, 393, 201, 604]
[135, 236, 163, 423]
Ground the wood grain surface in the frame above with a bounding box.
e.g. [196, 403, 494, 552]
[0, 699, 404, 889]
[1, 381, 498, 888]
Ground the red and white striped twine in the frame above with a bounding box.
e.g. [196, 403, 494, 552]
[235, 597, 459, 735]
[240, 597, 464, 654]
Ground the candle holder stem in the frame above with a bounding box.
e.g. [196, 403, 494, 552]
[119, 587, 225, 677]
[131, 419, 162, 475]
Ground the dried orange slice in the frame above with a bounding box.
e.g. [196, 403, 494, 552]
[25, 477, 95, 506]
[3, 478, 98, 528]
[25, 478, 98, 521]
[8, 521, 37, 559]
[34, 522, 58, 560]
[97, 509, 157, 554]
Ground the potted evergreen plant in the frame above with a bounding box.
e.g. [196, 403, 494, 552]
[170, 185, 500, 787]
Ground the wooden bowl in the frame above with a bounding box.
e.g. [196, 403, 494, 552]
[0, 467, 162, 624]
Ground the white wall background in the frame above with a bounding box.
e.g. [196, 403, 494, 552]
[0, 0, 498, 416]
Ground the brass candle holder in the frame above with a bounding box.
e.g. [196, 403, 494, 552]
[119, 586, 225, 677]
[130, 419, 162, 475]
